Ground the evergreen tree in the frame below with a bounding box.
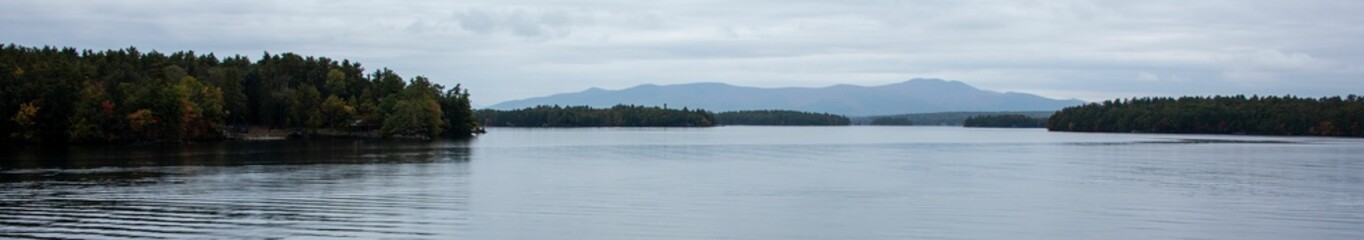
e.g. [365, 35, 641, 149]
[1049, 95, 1364, 137]
[0, 43, 481, 143]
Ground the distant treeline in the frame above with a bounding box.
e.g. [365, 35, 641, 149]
[714, 110, 849, 126]
[1049, 95, 1364, 137]
[476, 105, 715, 127]
[853, 111, 1054, 126]
[1, 44, 479, 143]
[963, 114, 1047, 128]
[869, 117, 914, 126]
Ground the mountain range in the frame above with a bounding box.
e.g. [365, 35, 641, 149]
[487, 79, 1085, 116]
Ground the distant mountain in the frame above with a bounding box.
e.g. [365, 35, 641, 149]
[487, 79, 1085, 116]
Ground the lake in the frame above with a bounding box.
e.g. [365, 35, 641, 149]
[2, 126, 1363, 239]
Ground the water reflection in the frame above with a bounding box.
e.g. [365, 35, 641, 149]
[2, 127, 1363, 239]
[0, 139, 474, 239]
[2, 139, 473, 169]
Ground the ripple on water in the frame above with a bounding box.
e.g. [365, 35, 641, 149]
[0, 157, 473, 239]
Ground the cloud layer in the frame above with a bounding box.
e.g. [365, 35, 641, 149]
[4, 0, 1362, 104]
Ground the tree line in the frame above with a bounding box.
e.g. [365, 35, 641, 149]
[1, 44, 479, 143]
[963, 114, 1047, 128]
[476, 105, 715, 127]
[869, 117, 914, 126]
[1048, 95, 1364, 137]
[714, 110, 849, 126]
[853, 111, 1054, 126]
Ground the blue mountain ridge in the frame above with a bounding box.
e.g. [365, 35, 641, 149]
[487, 78, 1085, 116]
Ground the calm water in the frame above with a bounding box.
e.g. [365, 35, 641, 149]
[2, 127, 1363, 239]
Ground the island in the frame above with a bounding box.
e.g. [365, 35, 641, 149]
[1048, 95, 1364, 137]
[714, 110, 849, 126]
[1, 44, 480, 143]
[476, 105, 716, 127]
[963, 114, 1048, 128]
[869, 117, 915, 126]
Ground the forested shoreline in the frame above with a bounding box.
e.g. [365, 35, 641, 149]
[1, 44, 479, 143]
[714, 110, 849, 126]
[964, 114, 1047, 128]
[1048, 95, 1364, 137]
[476, 105, 716, 127]
[869, 117, 914, 126]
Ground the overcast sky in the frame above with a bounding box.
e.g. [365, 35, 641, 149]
[4, 0, 1362, 105]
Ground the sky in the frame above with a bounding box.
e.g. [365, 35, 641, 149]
[3, 0, 1362, 106]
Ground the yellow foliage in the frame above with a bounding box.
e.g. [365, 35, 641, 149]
[13, 102, 38, 124]
[127, 109, 158, 133]
[11, 101, 40, 140]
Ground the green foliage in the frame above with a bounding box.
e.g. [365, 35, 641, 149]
[319, 95, 356, 129]
[381, 76, 445, 138]
[1049, 95, 1364, 137]
[175, 75, 226, 140]
[325, 68, 348, 97]
[0, 43, 479, 143]
[714, 110, 849, 126]
[870, 117, 914, 126]
[11, 101, 40, 141]
[120, 75, 185, 141]
[68, 82, 112, 142]
[291, 83, 322, 129]
[963, 114, 1047, 128]
[439, 84, 479, 137]
[206, 66, 248, 125]
[477, 105, 716, 127]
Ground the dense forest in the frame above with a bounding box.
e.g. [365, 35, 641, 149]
[476, 105, 715, 127]
[714, 110, 849, 126]
[1049, 95, 1364, 137]
[963, 114, 1047, 128]
[0, 44, 479, 143]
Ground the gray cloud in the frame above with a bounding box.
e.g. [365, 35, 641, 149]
[451, 7, 577, 38]
[3, 0, 1361, 105]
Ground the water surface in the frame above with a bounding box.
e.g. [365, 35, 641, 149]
[2, 127, 1362, 239]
